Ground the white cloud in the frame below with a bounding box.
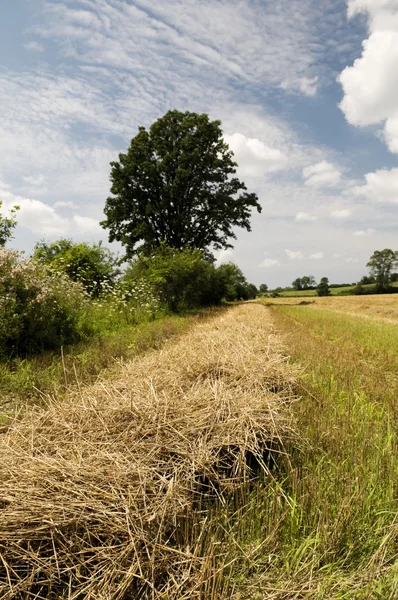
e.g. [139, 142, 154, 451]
[0, 188, 102, 238]
[330, 209, 352, 219]
[339, 1, 398, 152]
[73, 215, 102, 235]
[24, 41, 45, 53]
[35, 0, 330, 97]
[295, 211, 318, 222]
[309, 251, 324, 259]
[224, 133, 287, 177]
[346, 256, 360, 263]
[23, 174, 46, 186]
[53, 201, 78, 209]
[354, 228, 376, 236]
[285, 249, 304, 260]
[215, 248, 234, 264]
[303, 161, 342, 187]
[259, 258, 280, 267]
[333, 253, 341, 258]
[353, 167, 398, 204]
[0, 192, 69, 236]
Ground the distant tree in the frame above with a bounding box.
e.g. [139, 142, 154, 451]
[259, 283, 268, 294]
[366, 249, 398, 291]
[359, 275, 376, 285]
[292, 277, 302, 291]
[317, 277, 330, 297]
[101, 110, 261, 258]
[216, 262, 253, 301]
[0, 201, 19, 246]
[301, 275, 316, 290]
[34, 239, 120, 297]
[391, 273, 398, 283]
[246, 283, 258, 299]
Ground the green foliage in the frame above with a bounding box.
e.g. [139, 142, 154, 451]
[291, 277, 303, 291]
[0, 201, 19, 246]
[292, 276, 316, 291]
[259, 283, 268, 294]
[0, 249, 89, 358]
[34, 239, 120, 297]
[367, 248, 398, 290]
[123, 245, 223, 313]
[101, 110, 261, 257]
[316, 276, 330, 296]
[216, 262, 256, 301]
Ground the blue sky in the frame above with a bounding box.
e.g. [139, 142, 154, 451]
[1, 0, 398, 287]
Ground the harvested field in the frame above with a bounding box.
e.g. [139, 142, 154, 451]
[0, 304, 297, 599]
[264, 293, 398, 324]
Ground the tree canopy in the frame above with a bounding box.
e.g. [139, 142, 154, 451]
[367, 249, 398, 290]
[101, 110, 261, 258]
[317, 277, 330, 297]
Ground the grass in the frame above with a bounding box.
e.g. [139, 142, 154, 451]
[0, 305, 223, 416]
[278, 285, 353, 297]
[0, 304, 297, 599]
[277, 281, 398, 297]
[236, 297, 398, 597]
[3, 295, 398, 597]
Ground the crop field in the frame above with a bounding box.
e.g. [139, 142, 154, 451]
[277, 282, 398, 298]
[1, 295, 398, 598]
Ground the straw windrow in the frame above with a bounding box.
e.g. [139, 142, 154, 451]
[0, 303, 297, 599]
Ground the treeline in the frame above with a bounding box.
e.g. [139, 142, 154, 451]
[0, 240, 258, 359]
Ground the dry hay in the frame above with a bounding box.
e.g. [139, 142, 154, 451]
[268, 294, 398, 324]
[0, 303, 297, 599]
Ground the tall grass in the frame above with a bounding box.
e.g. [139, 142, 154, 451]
[228, 300, 398, 597]
[183, 300, 398, 598]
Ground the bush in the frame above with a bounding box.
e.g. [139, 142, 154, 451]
[34, 239, 120, 298]
[216, 262, 257, 301]
[123, 245, 223, 312]
[0, 249, 89, 357]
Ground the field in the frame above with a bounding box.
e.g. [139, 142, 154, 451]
[277, 282, 398, 297]
[1, 294, 398, 598]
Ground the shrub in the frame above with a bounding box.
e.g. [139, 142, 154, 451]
[34, 239, 120, 298]
[0, 249, 89, 358]
[124, 245, 223, 312]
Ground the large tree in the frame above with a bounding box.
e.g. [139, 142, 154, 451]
[366, 249, 398, 291]
[101, 110, 261, 257]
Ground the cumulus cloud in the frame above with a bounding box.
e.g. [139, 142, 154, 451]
[346, 256, 359, 263]
[215, 248, 234, 264]
[259, 258, 280, 267]
[224, 133, 287, 177]
[0, 188, 101, 237]
[354, 228, 376, 236]
[339, 1, 398, 152]
[309, 251, 324, 259]
[302, 161, 342, 187]
[285, 249, 304, 260]
[353, 167, 398, 203]
[330, 209, 352, 219]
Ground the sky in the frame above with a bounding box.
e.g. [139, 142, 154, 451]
[1, 0, 398, 288]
